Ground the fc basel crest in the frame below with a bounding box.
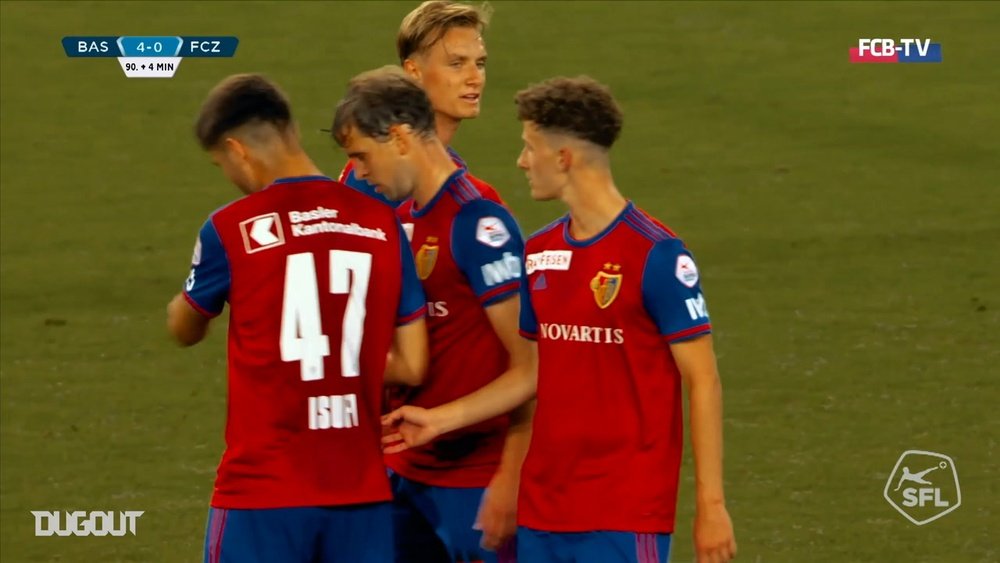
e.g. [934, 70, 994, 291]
[590, 263, 623, 309]
[415, 236, 439, 280]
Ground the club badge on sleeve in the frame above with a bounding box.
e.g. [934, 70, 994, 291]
[675, 255, 699, 288]
[475, 216, 510, 248]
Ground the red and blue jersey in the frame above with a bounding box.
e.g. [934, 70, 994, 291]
[387, 168, 525, 488]
[517, 202, 712, 533]
[182, 175, 425, 509]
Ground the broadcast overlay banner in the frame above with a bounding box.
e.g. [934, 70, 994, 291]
[62, 36, 238, 77]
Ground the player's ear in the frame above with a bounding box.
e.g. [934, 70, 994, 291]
[557, 147, 573, 172]
[402, 59, 421, 82]
[389, 124, 411, 156]
[223, 137, 248, 162]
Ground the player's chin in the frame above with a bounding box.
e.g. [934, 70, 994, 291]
[381, 189, 403, 202]
[455, 104, 480, 119]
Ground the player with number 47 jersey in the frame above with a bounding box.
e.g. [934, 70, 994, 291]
[167, 74, 428, 563]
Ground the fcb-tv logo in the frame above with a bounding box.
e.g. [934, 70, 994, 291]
[850, 38, 942, 63]
[884, 450, 960, 525]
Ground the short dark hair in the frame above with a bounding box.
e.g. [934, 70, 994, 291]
[194, 74, 293, 149]
[514, 76, 623, 149]
[331, 66, 436, 146]
[397, 1, 491, 63]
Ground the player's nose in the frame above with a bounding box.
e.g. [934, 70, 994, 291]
[464, 66, 484, 87]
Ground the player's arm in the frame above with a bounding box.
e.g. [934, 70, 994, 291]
[167, 294, 210, 346]
[673, 335, 736, 562]
[477, 295, 537, 550]
[167, 218, 229, 347]
[385, 317, 428, 386]
[383, 202, 538, 448]
[383, 313, 537, 451]
[672, 337, 724, 506]
[383, 335, 536, 450]
[384, 218, 429, 386]
[644, 238, 735, 563]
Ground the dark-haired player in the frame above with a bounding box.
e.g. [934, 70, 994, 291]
[331, 66, 531, 563]
[167, 73, 428, 563]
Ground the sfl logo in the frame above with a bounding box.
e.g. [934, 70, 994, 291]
[883, 450, 961, 525]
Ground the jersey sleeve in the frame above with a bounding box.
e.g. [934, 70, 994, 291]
[641, 238, 712, 343]
[451, 200, 525, 307]
[518, 271, 539, 340]
[396, 219, 426, 325]
[182, 218, 230, 318]
[339, 161, 402, 208]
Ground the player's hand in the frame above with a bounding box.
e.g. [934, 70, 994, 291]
[475, 469, 519, 551]
[381, 406, 443, 453]
[694, 501, 736, 563]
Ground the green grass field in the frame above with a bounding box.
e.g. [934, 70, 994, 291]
[2, 1, 998, 561]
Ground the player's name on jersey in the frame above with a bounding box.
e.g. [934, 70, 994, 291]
[62, 36, 238, 78]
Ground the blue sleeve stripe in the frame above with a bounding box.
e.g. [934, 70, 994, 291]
[624, 212, 668, 243]
[446, 184, 467, 204]
[448, 176, 480, 204]
[450, 186, 471, 205]
[518, 329, 538, 341]
[457, 176, 482, 200]
[446, 146, 468, 169]
[628, 208, 675, 240]
[629, 207, 671, 236]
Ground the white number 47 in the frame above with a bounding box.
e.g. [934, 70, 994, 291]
[280, 250, 371, 381]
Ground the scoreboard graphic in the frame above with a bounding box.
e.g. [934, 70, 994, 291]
[62, 36, 238, 77]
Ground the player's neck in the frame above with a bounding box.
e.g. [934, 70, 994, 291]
[412, 143, 460, 208]
[258, 152, 323, 190]
[563, 169, 628, 240]
[435, 113, 460, 147]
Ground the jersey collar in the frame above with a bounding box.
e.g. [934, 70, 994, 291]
[269, 175, 333, 186]
[410, 168, 467, 218]
[562, 201, 634, 247]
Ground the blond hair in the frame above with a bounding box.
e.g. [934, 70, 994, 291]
[396, 1, 492, 62]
